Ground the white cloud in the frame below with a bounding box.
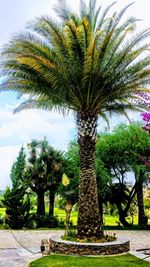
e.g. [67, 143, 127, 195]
[0, 145, 21, 189]
[0, 108, 75, 189]
[0, 108, 75, 147]
[0, 106, 143, 190]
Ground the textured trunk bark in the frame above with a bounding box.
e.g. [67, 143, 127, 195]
[65, 201, 73, 235]
[118, 207, 131, 227]
[117, 200, 132, 227]
[119, 212, 131, 227]
[37, 191, 45, 216]
[136, 182, 147, 227]
[49, 186, 55, 217]
[77, 112, 103, 238]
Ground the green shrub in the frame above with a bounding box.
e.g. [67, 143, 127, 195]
[59, 218, 65, 228]
[27, 213, 59, 228]
[55, 198, 66, 209]
[144, 198, 150, 209]
[145, 209, 150, 219]
[2, 187, 30, 229]
[0, 214, 4, 224]
[0, 199, 4, 208]
[3, 223, 9, 229]
[25, 218, 37, 229]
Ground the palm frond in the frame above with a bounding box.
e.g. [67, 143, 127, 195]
[80, 0, 88, 18]
[99, 112, 110, 130]
[98, 1, 117, 30]
[53, 0, 73, 22]
[0, 0, 150, 119]
[13, 97, 70, 116]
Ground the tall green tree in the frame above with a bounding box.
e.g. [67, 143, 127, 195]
[58, 141, 80, 208]
[97, 131, 136, 227]
[2, 187, 30, 229]
[26, 139, 50, 216]
[35, 138, 64, 217]
[117, 123, 150, 227]
[97, 123, 150, 227]
[26, 138, 63, 217]
[1, 0, 150, 238]
[96, 158, 112, 225]
[10, 146, 26, 189]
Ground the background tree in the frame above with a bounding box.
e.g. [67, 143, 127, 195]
[62, 140, 80, 207]
[10, 146, 26, 189]
[2, 187, 30, 229]
[1, 0, 150, 238]
[116, 123, 150, 228]
[97, 123, 150, 227]
[26, 138, 64, 217]
[43, 147, 64, 217]
[26, 139, 48, 216]
[96, 158, 112, 225]
[59, 123, 150, 228]
[97, 131, 136, 227]
[34, 138, 64, 217]
[57, 141, 80, 226]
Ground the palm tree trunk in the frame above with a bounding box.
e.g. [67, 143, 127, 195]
[77, 112, 103, 238]
[37, 191, 45, 216]
[49, 186, 55, 217]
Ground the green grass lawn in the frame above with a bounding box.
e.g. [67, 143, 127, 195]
[0, 208, 5, 217]
[46, 208, 123, 227]
[0, 207, 147, 229]
[53, 208, 139, 227]
[30, 254, 150, 267]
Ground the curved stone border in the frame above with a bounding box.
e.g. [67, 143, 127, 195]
[49, 234, 130, 256]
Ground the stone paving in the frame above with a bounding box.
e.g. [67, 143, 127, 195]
[0, 248, 37, 267]
[111, 230, 150, 251]
[0, 230, 62, 267]
[0, 231, 17, 248]
[0, 230, 149, 266]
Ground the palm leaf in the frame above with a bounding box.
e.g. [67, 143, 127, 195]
[0, 0, 150, 118]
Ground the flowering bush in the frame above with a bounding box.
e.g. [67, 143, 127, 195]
[141, 112, 150, 132]
[141, 111, 150, 181]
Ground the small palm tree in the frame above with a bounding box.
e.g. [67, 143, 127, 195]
[1, 0, 150, 238]
[26, 138, 63, 217]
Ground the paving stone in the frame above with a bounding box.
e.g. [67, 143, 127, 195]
[0, 231, 17, 248]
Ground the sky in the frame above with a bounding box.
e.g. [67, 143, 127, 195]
[0, 0, 149, 189]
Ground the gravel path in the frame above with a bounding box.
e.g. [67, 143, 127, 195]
[0, 230, 149, 266]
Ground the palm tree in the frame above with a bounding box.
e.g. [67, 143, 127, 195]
[1, 0, 150, 238]
[26, 138, 63, 217]
[26, 139, 49, 216]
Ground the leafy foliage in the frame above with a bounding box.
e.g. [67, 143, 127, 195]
[27, 213, 59, 228]
[25, 138, 64, 217]
[2, 187, 30, 229]
[97, 122, 150, 227]
[58, 141, 79, 205]
[114, 123, 150, 182]
[10, 146, 26, 189]
[0, 1, 150, 118]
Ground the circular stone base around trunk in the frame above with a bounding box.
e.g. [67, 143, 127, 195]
[49, 234, 130, 256]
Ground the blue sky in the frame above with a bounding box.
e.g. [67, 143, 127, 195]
[0, 0, 149, 189]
